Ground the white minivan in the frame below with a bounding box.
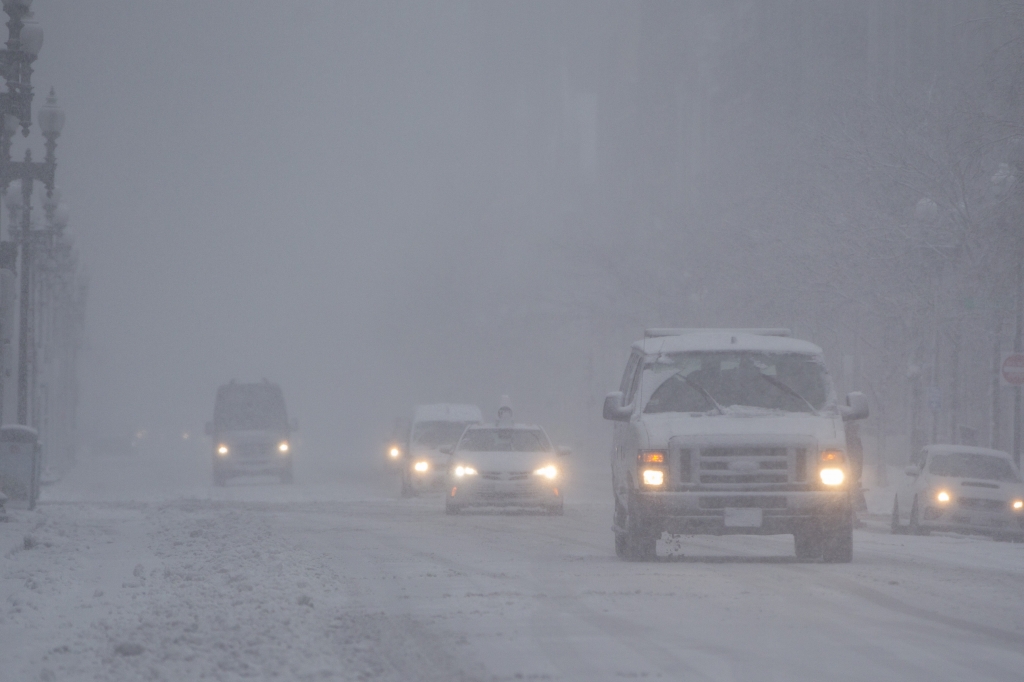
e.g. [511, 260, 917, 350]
[603, 329, 868, 562]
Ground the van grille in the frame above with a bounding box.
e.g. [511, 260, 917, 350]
[696, 446, 795, 486]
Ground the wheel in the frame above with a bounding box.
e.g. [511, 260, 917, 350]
[890, 497, 906, 534]
[909, 496, 930, 536]
[614, 532, 629, 558]
[280, 464, 293, 484]
[821, 520, 853, 563]
[213, 467, 227, 487]
[547, 503, 564, 516]
[794, 530, 821, 560]
[445, 502, 461, 515]
[614, 487, 657, 561]
[626, 533, 658, 561]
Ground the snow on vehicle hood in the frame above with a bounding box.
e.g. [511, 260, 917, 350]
[639, 411, 839, 448]
[453, 451, 558, 472]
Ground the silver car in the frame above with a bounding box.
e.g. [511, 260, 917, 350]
[892, 445, 1024, 540]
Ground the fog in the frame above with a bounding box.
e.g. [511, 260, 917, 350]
[6, 3, 1024, 679]
[29, 1, 1024, 469]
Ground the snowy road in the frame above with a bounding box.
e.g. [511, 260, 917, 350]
[2, 456, 1024, 681]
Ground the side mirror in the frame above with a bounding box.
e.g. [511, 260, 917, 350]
[557, 446, 572, 458]
[603, 392, 632, 421]
[841, 392, 869, 421]
[290, 418, 299, 432]
[439, 445, 454, 456]
[204, 422, 213, 436]
[905, 464, 921, 477]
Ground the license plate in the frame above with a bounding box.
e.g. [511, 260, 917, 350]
[724, 508, 763, 527]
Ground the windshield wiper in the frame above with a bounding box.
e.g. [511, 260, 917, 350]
[679, 374, 727, 415]
[756, 374, 820, 415]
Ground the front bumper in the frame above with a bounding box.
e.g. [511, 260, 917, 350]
[448, 476, 562, 508]
[215, 456, 290, 475]
[920, 505, 1024, 537]
[625, 490, 851, 536]
[407, 468, 447, 491]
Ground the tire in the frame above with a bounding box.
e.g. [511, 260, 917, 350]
[794, 530, 821, 560]
[614, 531, 629, 558]
[615, 488, 657, 561]
[445, 501, 461, 515]
[213, 467, 227, 487]
[547, 503, 564, 516]
[909, 496, 930, 536]
[280, 465, 293, 484]
[821, 521, 854, 563]
[890, 497, 906, 535]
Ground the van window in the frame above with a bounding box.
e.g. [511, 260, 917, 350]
[642, 351, 829, 414]
[619, 353, 640, 394]
[214, 384, 288, 431]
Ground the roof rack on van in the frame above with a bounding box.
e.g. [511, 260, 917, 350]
[644, 328, 791, 339]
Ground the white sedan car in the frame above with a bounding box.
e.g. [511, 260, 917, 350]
[443, 424, 569, 515]
[891, 445, 1024, 540]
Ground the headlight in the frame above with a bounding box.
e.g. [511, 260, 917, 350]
[413, 460, 429, 473]
[454, 465, 477, 477]
[936, 490, 951, 504]
[278, 441, 290, 454]
[818, 450, 846, 486]
[642, 469, 665, 486]
[1013, 499, 1023, 511]
[217, 444, 229, 457]
[534, 465, 558, 479]
[819, 468, 845, 486]
[389, 446, 401, 459]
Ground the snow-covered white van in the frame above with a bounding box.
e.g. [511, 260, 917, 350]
[603, 329, 868, 562]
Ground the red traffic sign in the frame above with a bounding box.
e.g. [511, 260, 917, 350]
[1002, 353, 1024, 387]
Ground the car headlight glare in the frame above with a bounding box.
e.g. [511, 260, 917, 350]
[413, 460, 429, 473]
[642, 469, 665, 486]
[454, 465, 477, 477]
[389, 446, 401, 458]
[936, 490, 951, 504]
[534, 465, 558, 479]
[1013, 499, 1023, 511]
[278, 441, 290, 454]
[217, 444, 229, 457]
[819, 467, 845, 486]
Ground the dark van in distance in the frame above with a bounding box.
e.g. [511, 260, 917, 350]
[206, 380, 296, 485]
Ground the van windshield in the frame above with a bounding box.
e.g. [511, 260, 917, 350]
[929, 453, 1020, 482]
[214, 385, 288, 431]
[643, 351, 830, 414]
[413, 422, 473, 448]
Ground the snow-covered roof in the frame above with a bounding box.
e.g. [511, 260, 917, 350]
[633, 331, 822, 356]
[413, 404, 483, 423]
[924, 444, 1013, 459]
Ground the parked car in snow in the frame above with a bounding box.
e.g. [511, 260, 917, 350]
[603, 328, 869, 562]
[443, 420, 569, 515]
[891, 445, 1024, 540]
[401, 404, 482, 496]
[206, 380, 296, 486]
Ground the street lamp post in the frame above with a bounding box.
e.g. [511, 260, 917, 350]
[0, 0, 63, 427]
